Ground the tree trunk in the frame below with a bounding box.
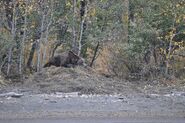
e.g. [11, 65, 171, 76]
[42, 1, 53, 66]
[37, 15, 45, 71]
[78, 19, 85, 56]
[19, 0, 28, 74]
[165, 39, 173, 76]
[90, 41, 100, 67]
[72, 0, 77, 51]
[78, 0, 87, 56]
[128, 0, 134, 44]
[165, 14, 176, 77]
[42, 19, 52, 66]
[51, 24, 68, 58]
[7, 0, 16, 75]
[7, 46, 13, 75]
[27, 42, 37, 69]
[37, 40, 41, 72]
[51, 42, 61, 58]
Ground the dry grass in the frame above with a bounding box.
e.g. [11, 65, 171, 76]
[0, 74, 7, 87]
[24, 66, 133, 94]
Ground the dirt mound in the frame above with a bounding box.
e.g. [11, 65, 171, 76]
[24, 66, 132, 94]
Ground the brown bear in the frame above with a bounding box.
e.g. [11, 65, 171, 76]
[43, 51, 86, 68]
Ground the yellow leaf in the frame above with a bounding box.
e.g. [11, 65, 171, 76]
[90, 8, 96, 16]
[176, 4, 180, 8]
[28, 5, 33, 12]
[66, 1, 72, 8]
[176, 19, 180, 23]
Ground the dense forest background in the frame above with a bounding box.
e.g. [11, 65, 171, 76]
[0, 0, 184, 82]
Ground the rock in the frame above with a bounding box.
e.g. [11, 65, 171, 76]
[0, 92, 23, 98]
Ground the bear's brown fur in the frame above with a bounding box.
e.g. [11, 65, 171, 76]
[43, 51, 85, 68]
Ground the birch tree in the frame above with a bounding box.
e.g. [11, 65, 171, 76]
[7, 0, 17, 75]
[19, 0, 28, 74]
